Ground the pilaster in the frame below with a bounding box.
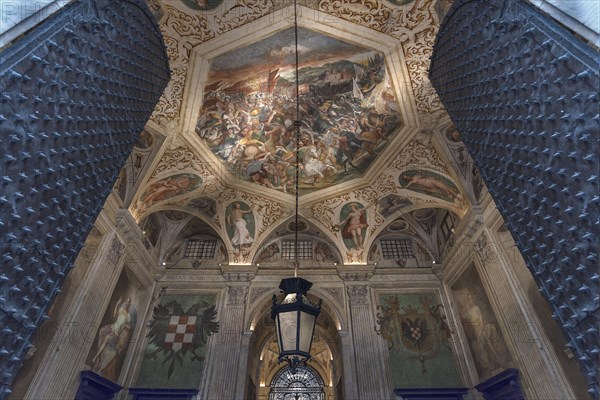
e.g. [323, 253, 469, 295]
[234, 331, 254, 400]
[338, 329, 358, 400]
[207, 284, 248, 400]
[26, 230, 127, 399]
[346, 284, 390, 400]
[471, 229, 577, 400]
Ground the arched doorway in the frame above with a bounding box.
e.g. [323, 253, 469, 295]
[269, 365, 325, 400]
[243, 291, 345, 400]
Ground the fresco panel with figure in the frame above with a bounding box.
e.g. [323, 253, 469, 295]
[85, 267, 142, 382]
[451, 264, 513, 381]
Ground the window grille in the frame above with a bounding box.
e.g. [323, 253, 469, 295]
[270, 366, 324, 400]
[184, 239, 217, 259]
[440, 211, 455, 241]
[282, 240, 313, 260]
[380, 239, 414, 259]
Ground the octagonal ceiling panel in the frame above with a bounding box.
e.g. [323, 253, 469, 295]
[195, 27, 403, 194]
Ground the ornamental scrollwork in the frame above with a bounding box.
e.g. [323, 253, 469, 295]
[391, 138, 448, 172]
[474, 232, 500, 264]
[310, 195, 349, 233]
[249, 287, 272, 304]
[323, 287, 344, 307]
[107, 236, 125, 266]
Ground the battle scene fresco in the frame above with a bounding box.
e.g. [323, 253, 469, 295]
[196, 27, 402, 194]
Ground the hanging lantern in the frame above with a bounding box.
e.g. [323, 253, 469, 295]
[271, 277, 322, 370]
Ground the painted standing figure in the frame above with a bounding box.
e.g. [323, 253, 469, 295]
[228, 202, 255, 249]
[340, 203, 368, 250]
[91, 297, 137, 381]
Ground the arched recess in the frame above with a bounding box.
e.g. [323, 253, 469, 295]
[243, 289, 346, 400]
[366, 206, 462, 267]
[137, 208, 229, 267]
[269, 365, 326, 400]
[252, 216, 343, 268]
[363, 203, 463, 258]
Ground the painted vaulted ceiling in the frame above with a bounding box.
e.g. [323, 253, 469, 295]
[114, 0, 485, 267]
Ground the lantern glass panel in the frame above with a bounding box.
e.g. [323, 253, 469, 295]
[298, 311, 316, 354]
[278, 310, 298, 352]
[283, 293, 297, 303]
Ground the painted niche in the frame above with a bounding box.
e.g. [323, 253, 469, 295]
[451, 263, 513, 380]
[225, 201, 256, 250]
[136, 294, 219, 388]
[375, 292, 460, 388]
[196, 27, 402, 193]
[85, 267, 143, 382]
[335, 201, 369, 252]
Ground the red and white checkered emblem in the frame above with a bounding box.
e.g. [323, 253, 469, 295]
[165, 315, 196, 351]
[410, 326, 422, 340]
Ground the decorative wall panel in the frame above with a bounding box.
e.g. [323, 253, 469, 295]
[0, 0, 169, 395]
[375, 292, 460, 388]
[430, 0, 599, 396]
[135, 294, 219, 389]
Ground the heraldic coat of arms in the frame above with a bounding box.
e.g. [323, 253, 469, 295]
[145, 299, 220, 379]
[375, 295, 452, 374]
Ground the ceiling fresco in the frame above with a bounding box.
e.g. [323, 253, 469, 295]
[125, 0, 480, 265]
[196, 27, 402, 194]
[180, 0, 223, 11]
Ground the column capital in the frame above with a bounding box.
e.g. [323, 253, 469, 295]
[347, 285, 369, 306]
[474, 231, 499, 264]
[226, 285, 248, 306]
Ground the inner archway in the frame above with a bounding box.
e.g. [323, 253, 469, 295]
[244, 292, 344, 400]
[269, 365, 325, 400]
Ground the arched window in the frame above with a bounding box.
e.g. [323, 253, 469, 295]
[269, 365, 325, 400]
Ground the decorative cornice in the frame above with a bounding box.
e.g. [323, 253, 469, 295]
[337, 265, 375, 282]
[159, 274, 225, 282]
[221, 265, 258, 282]
[116, 209, 159, 271]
